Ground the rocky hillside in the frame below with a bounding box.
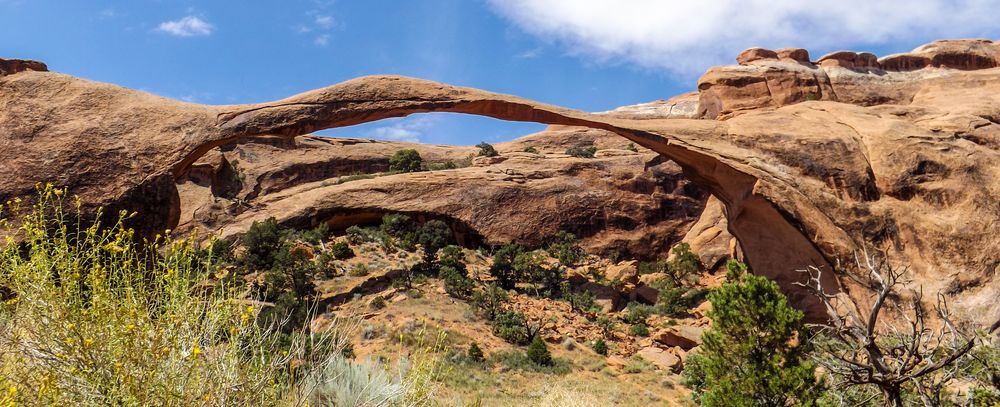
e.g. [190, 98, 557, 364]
[2, 38, 999, 325]
[176, 127, 712, 261]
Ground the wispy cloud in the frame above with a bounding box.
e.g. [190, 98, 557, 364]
[365, 116, 436, 143]
[516, 47, 543, 59]
[488, 0, 1000, 76]
[156, 16, 214, 37]
[314, 15, 335, 29]
[314, 34, 331, 46]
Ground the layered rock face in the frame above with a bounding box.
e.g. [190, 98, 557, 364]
[177, 129, 708, 259]
[2, 39, 999, 322]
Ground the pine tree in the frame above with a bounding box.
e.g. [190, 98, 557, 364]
[683, 265, 823, 406]
[527, 336, 553, 366]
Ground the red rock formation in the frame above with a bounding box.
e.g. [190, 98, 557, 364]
[3, 38, 1000, 323]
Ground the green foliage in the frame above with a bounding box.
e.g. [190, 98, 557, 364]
[369, 295, 387, 310]
[437, 245, 466, 272]
[527, 337, 553, 366]
[623, 356, 655, 374]
[471, 283, 510, 321]
[0, 186, 356, 406]
[491, 350, 570, 375]
[423, 161, 458, 171]
[596, 315, 617, 338]
[665, 242, 701, 285]
[625, 302, 653, 325]
[329, 241, 355, 260]
[546, 231, 584, 267]
[440, 265, 474, 298]
[626, 143, 638, 152]
[629, 323, 650, 337]
[380, 213, 416, 250]
[345, 225, 380, 244]
[416, 219, 452, 261]
[725, 259, 747, 281]
[476, 141, 498, 157]
[567, 290, 598, 314]
[239, 217, 284, 270]
[654, 282, 708, 318]
[295, 223, 330, 245]
[592, 339, 609, 356]
[637, 260, 665, 275]
[467, 342, 485, 363]
[492, 310, 532, 345]
[523, 146, 539, 154]
[682, 268, 823, 406]
[388, 149, 423, 173]
[490, 243, 524, 290]
[566, 146, 598, 158]
[348, 263, 370, 277]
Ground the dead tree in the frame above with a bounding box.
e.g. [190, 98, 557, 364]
[796, 246, 999, 407]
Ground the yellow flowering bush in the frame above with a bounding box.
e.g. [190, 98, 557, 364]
[0, 186, 359, 406]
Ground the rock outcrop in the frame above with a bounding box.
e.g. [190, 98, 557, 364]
[3, 38, 1000, 323]
[177, 129, 708, 259]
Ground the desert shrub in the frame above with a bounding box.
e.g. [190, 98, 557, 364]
[476, 141, 498, 157]
[492, 310, 532, 345]
[567, 290, 598, 314]
[682, 268, 823, 406]
[304, 355, 410, 406]
[0, 187, 356, 406]
[467, 343, 485, 363]
[665, 242, 701, 285]
[625, 302, 653, 325]
[239, 217, 284, 270]
[416, 219, 452, 261]
[515, 251, 564, 298]
[440, 265, 474, 298]
[596, 316, 617, 338]
[330, 241, 355, 260]
[626, 143, 638, 152]
[637, 260, 665, 276]
[423, 161, 458, 171]
[471, 283, 510, 320]
[348, 263, 370, 277]
[388, 149, 423, 173]
[437, 245, 466, 272]
[654, 281, 709, 318]
[592, 339, 609, 356]
[369, 295, 387, 310]
[629, 323, 650, 337]
[547, 231, 584, 267]
[566, 146, 597, 158]
[623, 356, 654, 374]
[295, 222, 329, 245]
[380, 213, 416, 250]
[345, 225, 379, 244]
[527, 336, 553, 366]
[491, 351, 570, 375]
[523, 146, 539, 154]
[490, 243, 524, 289]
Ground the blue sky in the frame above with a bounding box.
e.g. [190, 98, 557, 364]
[3, 0, 999, 145]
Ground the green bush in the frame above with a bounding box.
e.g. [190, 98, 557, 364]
[592, 339, 609, 356]
[682, 267, 823, 406]
[440, 265, 474, 298]
[596, 316, 616, 338]
[567, 290, 598, 314]
[348, 263, 370, 277]
[629, 323, 650, 337]
[476, 141, 498, 157]
[546, 231, 584, 267]
[626, 143, 638, 152]
[0, 186, 356, 406]
[492, 310, 531, 345]
[491, 351, 570, 375]
[345, 225, 379, 244]
[437, 245, 466, 272]
[380, 213, 416, 250]
[416, 219, 452, 261]
[665, 242, 701, 285]
[388, 149, 423, 173]
[467, 342, 485, 363]
[240, 217, 284, 270]
[625, 302, 653, 325]
[490, 243, 524, 290]
[330, 241, 355, 260]
[566, 146, 597, 158]
[523, 146, 539, 154]
[369, 295, 387, 310]
[471, 283, 510, 321]
[623, 357, 654, 374]
[527, 337, 553, 366]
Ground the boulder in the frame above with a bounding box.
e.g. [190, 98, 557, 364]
[636, 346, 682, 372]
[653, 325, 705, 350]
[736, 47, 778, 65]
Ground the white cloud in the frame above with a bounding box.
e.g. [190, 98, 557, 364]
[314, 34, 331, 46]
[365, 117, 436, 143]
[315, 14, 335, 29]
[488, 0, 1000, 76]
[157, 16, 214, 37]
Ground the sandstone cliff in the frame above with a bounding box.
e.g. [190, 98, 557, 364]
[3, 39, 999, 322]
